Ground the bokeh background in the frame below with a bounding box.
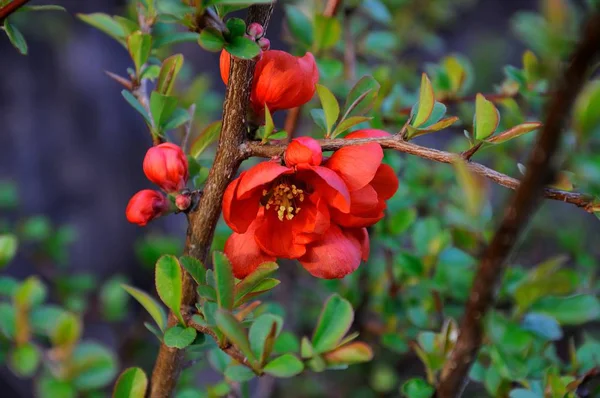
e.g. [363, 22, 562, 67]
[2, 0, 599, 397]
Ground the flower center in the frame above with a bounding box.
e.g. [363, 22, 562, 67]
[262, 182, 304, 221]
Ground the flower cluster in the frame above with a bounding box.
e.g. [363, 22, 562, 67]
[220, 49, 319, 117]
[223, 130, 398, 279]
[126, 143, 189, 226]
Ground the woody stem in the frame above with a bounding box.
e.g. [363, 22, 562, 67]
[241, 136, 595, 213]
[148, 5, 274, 397]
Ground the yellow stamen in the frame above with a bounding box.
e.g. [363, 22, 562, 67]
[260, 180, 305, 221]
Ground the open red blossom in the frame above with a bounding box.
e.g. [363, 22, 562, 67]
[126, 190, 168, 226]
[220, 50, 319, 115]
[327, 129, 399, 228]
[223, 136, 392, 280]
[143, 143, 188, 193]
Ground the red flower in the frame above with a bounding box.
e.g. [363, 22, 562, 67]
[223, 135, 395, 280]
[126, 190, 168, 226]
[143, 143, 188, 193]
[220, 50, 319, 115]
[327, 129, 399, 228]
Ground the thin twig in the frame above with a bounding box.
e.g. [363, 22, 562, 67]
[0, 0, 30, 24]
[149, 5, 274, 398]
[241, 136, 594, 213]
[437, 11, 600, 398]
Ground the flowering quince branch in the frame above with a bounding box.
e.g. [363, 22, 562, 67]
[0, 0, 30, 24]
[436, 11, 600, 398]
[148, 5, 274, 398]
[241, 135, 595, 213]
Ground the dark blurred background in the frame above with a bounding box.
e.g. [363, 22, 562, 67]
[4, 0, 597, 396]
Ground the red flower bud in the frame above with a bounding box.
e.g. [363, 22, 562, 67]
[257, 37, 270, 51]
[143, 143, 188, 193]
[247, 22, 264, 38]
[126, 190, 168, 226]
[175, 193, 192, 211]
[220, 50, 319, 115]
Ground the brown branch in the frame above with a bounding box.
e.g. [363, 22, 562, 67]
[0, 0, 30, 24]
[242, 136, 594, 213]
[436, 11, 600, 398]
[149, 5, 274, 398]
[323, 0, 342, 17]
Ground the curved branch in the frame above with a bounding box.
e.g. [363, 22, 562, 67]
[437, 11, 600, 398]
[149, 5, 274, 397]
[0, 0, 30, 24]
[242, 136, 594, 212]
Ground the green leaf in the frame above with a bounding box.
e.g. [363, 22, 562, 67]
[487, 122, 542, 144]
[263, 354, 304, 378]
[332, 116, 372, 137]
[150, 92, 178, 129]
[161, 108, 190, 131]
[121, 90, 151, 124]
[71, 342, 117, 390]
[412, 73, 435, 128]
[224, 36, 260, 60]
[30, 305, 65, 336]
[77, 13, 126, 42]
[574, 80, 600, 138]
[521, 313, 562, 341]
[180, 256, 205, 285]
[509, 389, 541, 398]
[207, 0, 273, 4]
[310, 109, 327, 132]
[100, 276, 129, 322]
[400, 378, 435, 398]
[155, 255, 184, 325]
[301, 336, 314, 358]
[474, 93, 500, 140]
[314, 15, 341, 52]
[3, 20, 27, 55]
[153, 32, 199, 49]
[208, 347, 231, 373]
[51, 312, 81, 348]
[14, 276, 47, 309]
[234, 278, 280, 307]
[0, 276, 18, 297]
[312, 294, 354, 353]
[113, 16, 139, 37]
[261, 105, 275, 142]
[225, 18, 246, 38]
[224, 365, 255, 382]
[215, 310, 256, 362]
[20, 5, 67, 12]
[9, 343, 40, 377]
[198, 27, 225, 52]
[127, 31, 152, 75]
[156, 54, 184, 96]
[213, 252, 235, 310]
[343, 76, 380, 118]
[190, 121, 222, 158]
[197, 284, 217, 302]
[122, 284, 167, 332]
[452, 157, 486, 216]
[249, 314, 283, 361]
[0, 234, 18, 268]
[163, 325, 197, 349]
[113, 367, 148, 398]
[530, 295, 600, 325]
[284, 5, 313, 47]
[36, 376, 76, 398]
[323, 342, 373, 365]
[316, 84, 340, 136]
[234, 262, 278, 305]
[274, 331, 300, 354]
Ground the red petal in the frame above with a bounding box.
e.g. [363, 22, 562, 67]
[285, 137, 323, 167]
[346, 227, 370, 261]
[299, 225, 363, 279]
[255, 211, 307, 259]
[224, 221, 275, 279]
[220, 50, 230, 85]
[330, 184, 385, 228]
[237, 162, 291, 199]
[222, 173, 261, 233]
[293, 194, 330, 245]
[370, 164, 398, 200]
[298, 165, 351, 213]
[345, 129, 390, 139]
[326, 143, 383, 191]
